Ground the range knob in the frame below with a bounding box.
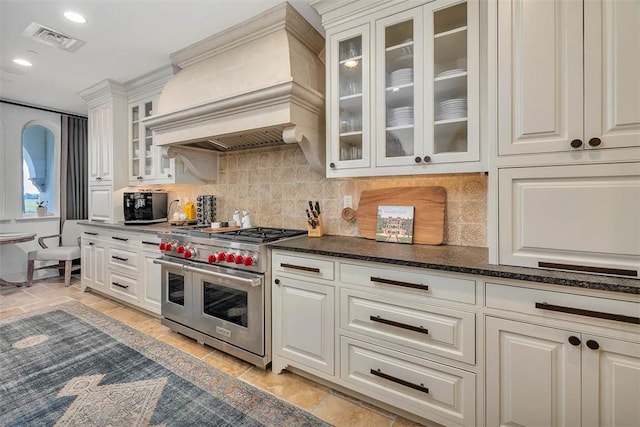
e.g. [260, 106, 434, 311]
[176, 245, 185, 254]
[184, 248, 196, 259]
[235, 255, 244, 265]
[165, 243, 173, 251]
[207, 254, 217, 264]
[159, 242, 166, 251]
[226, 253, 235, 263]
[217, 252, 226, 262]
[243, 256, 254, 266]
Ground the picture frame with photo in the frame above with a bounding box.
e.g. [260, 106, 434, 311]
[375, 205, 414, 244]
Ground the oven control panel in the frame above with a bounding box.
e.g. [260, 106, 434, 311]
[159, 239, 263, 272]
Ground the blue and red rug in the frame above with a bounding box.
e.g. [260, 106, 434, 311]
[0, 302, 329, 426]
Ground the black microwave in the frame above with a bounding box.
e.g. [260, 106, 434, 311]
[123, 192, 168, 224]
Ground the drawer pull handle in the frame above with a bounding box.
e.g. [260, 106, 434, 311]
[535, 302, 640, 325]
[112, 282, 129, 289]
[84, 232, 98, 236]
[112, 236, 129, 242]
[370, 369, 429, 394]
[88, 242, 94, 246]
[370, 276, 428, 291]
[142, 241, 158, 246]
[370, 315, 429, 335]
[280, 263, 320, 273]
[538, 261, 637, 277]
[112, 256, 129, 262]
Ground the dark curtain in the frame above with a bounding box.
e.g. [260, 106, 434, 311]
[61, 115, 88, 221]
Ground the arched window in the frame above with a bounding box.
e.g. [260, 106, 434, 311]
[22, 124, 55, 214]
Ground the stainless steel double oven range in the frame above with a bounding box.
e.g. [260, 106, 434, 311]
[155, 227, 306, 368]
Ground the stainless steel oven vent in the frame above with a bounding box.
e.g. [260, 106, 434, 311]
[23, 22, 85, 52]
[202, 127, 286, 151]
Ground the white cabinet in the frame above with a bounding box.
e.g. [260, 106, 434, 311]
[271, 249, 478, 426]
[87, 185, 112, 222]
[81, 232, 106, 291]
[485, 282, 640, 427]
[125, 66, 202, 186]
[497, 0, 640, 160]
[272, 275, 335, 376]
[486, 317, 582, 426]
[88, 102, 114, 183]
[79, 80, 129, 222]
[497, 162, 640, 277]
[321, 0, 483, 178]
[80, 226, 161, 315]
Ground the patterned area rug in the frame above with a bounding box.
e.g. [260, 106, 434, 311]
[0, 302, 330, 426]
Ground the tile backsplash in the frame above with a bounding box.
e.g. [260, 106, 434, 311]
[166, 145, 487, 247]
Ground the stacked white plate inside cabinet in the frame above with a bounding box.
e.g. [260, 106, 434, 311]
[436, 68, 466, 78]
[435, 97, 467, 120]
[387, 106, 414, 127]
[389, 68, 413, 86]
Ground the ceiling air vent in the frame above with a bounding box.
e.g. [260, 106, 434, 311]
[22, 22, 85, 52]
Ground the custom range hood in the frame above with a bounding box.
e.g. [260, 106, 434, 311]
[143, 2, 326, 175]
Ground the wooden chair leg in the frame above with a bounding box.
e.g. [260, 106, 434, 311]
[27, 259, 34, 287]
[64, 260, 72, 287]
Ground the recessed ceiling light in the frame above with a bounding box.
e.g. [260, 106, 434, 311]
[13, 58, 32, 67]
[64, 11, 86, 24]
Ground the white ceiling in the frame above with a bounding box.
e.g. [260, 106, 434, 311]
[0, 0, 324, 116]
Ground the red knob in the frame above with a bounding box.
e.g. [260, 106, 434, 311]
[217, 252, 226, 262]
[176, 245, 185, 254]
[159, 242, 166, 250]
[184, 250, 192, 259]
[235, 255, 244, 264]
[165, 243, 173, 251]
[207, 254, 216, 263]
[226, 253, 235, 263]
[243, 256, 254, 266]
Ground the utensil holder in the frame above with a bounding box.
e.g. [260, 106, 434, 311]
[307, 214, 325, 237]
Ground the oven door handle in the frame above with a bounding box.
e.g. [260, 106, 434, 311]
[183, 265, 263, 287]
[153, 258, 186, 270]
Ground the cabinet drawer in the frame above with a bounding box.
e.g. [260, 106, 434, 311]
[273, 253, 334, 281]
[341, 336, 476, 426]
[108, 247, 139, 273]
[341, 288, 475, 364]
[340, 263, 476, 304]
[109, 272, 138, 300]
[486, 283, 640, 328]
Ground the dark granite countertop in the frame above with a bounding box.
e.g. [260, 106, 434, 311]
[79, 220, 173, 235]
[269, 235, 640, 296]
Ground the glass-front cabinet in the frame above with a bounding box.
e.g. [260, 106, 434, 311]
[328, 24, 370, 171]
[128, 96, 174, 185]
[129, 99, 155, 182]
[325, 0, 481, 177]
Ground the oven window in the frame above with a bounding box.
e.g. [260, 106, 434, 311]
[202, 281, 248, 327]
[168, 272, 185, 306]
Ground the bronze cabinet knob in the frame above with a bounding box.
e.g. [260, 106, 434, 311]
[568, 336, 581, 346]
[570, 139, 583, 148]
[414, 156, 422, 163]
[588, 137, 602, 147]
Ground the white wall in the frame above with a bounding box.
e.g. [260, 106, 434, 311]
[0, 102, 62, 282]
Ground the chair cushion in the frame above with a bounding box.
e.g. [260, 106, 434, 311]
[36, 246, 81, 261]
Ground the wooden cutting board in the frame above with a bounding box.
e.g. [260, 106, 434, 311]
[354, 186, 446, 245]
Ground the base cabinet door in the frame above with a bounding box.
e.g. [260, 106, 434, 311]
[272, 276, 335, 376]
[582, 335, 640, 427]
[486, 316, 581, 427]
[141, 251, 161, 314]
[81, 237, 106, 291]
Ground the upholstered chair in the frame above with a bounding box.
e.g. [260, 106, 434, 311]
[27, 220, 82, 287]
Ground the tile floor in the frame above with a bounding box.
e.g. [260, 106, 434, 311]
[0, 276, 430, 427]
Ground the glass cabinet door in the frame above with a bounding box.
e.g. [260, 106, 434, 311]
[130, 105, 140, 180]
[142, 101, 154, 178]
[376, 9, 423, 167]
[328, 24, 370, 171]
[425, 0, 478, 163]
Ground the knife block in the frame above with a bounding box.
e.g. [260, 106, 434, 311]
[307, 214, 325, 237]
